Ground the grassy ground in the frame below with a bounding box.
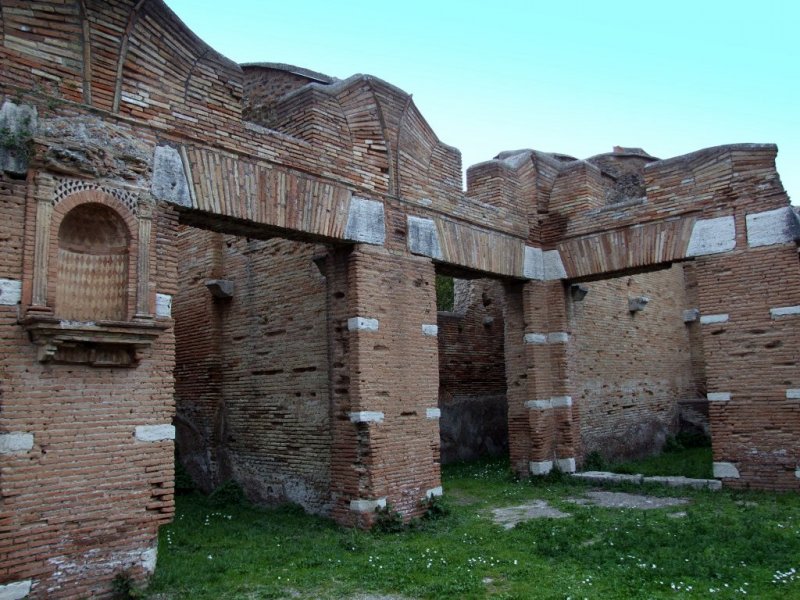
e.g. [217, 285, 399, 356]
[610, 447, 714, 479]
[145, 458, 800, 599]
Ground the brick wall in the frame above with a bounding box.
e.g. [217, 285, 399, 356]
[173, 227, 333, 513]
[567, 264, 699, 462]
[437, 279, 507, 463]
[0, 172, 177, 598]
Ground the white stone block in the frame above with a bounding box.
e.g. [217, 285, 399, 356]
[550, 396, 573, 408]
[525, 399, 552, 410]
[349, 497, 387, 512]
[686, 216, 736, 257]
[141, 547, 158, 574]
[529, 460, 553, 475]
[155, 293, 172, 318]
[0, 432, 33, 455]
[349, 411, 384, 424]
[347, 317, 379, 332]
[523, 332, 547, 344]
[770, 305, 800, 319]
[0, 580, 32, 600]
[547, 332, 570, 343]
[421, 324, 438, 337]
[134, 424, 175, 442]
[0, 279, 21, 306]
[151, 145, 192, 207]
[555, 457, 576, 473]
[543, 250, 567, 280]
[345, 197, 385, 245]
[796, 467, 800, 480]
[700, 313, 729, 325]
[746, 207, 800, 247]
[523, 246, 544, 280]
[713, 462, 740, 479]
[682, 308, 700, 323]
[425, 407, 441, 419]
[786, 389, 800, 400]
[407, 216, 443, 260]
[426, 486, 443, 498]
[707, 392, 731, 402]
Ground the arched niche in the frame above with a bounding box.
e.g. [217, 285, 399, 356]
[23, 183, 166, 366]
[55, 202, 131, 321]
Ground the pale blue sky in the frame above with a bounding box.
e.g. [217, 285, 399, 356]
[164, 0, 798, 202]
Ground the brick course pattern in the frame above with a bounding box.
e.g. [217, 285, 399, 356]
[0, 1, 798, 597]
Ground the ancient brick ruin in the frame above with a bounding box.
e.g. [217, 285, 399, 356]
[0, 1, 798, 597]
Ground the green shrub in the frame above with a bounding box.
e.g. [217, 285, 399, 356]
[208, 480, 247, 507]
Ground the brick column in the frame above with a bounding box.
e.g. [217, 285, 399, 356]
[505, 280, 576, 477]
[695, 243, 800, 490]
[329, 245, 441, 526]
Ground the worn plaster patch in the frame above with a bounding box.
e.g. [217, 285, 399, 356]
[491, 500, 571, 529]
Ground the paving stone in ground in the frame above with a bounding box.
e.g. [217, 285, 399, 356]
[567, 491, 690, 510]
[491, 500, 571, 529]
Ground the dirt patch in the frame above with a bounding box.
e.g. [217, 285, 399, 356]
[491, 500, 571, 529]
[567, 491, 689, 510]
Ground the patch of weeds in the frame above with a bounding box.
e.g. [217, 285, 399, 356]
[0, 117, 34, 161]
[208, 479, 247, 507]
[421, 494, 450, 521]
[111, 571, 142, 600]
[372, 503, 404, 533]
[583, 450, 608, 471]
[174, 455, 195, 495]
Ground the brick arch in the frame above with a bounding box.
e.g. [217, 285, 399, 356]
[47, 189, 140, 321]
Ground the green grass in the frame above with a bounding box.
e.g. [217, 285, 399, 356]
[610, 446, 714, 479]
[145, 458, 800, 599]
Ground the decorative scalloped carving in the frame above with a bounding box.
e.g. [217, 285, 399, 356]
[53, 178, 140, 216]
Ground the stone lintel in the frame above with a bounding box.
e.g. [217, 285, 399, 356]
[713, 462, 740, 479]
[523, 332, 547, 344]
[344, 197, 385, 245]
[551, 396, 573, 408]
[547, 332, 569, 343]
[707, 392, 731, 402]
[349, 497, 387, 513]
[134, 424, 175, 442]
[349, 411, 384, 424]
[700, 313, 729, 325]
[347, 317, 379, 332]
[686, 216, 736, 257]
[770, 305, 800, 319]
[525, 399, 552, 410]
[786, 389, 800, 400]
